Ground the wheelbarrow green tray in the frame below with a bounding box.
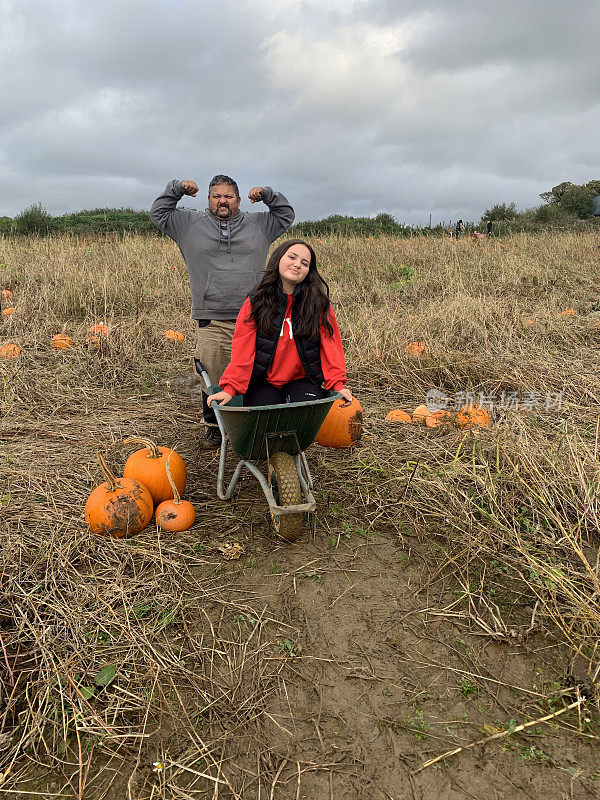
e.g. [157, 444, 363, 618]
[212, 389, 338, 461]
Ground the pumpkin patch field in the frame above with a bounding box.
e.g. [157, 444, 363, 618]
[2, 232, 600, 799]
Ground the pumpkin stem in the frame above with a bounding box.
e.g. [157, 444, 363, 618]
[123, 436, 161, 459]
[165, 456, 181, 504]
[96, 449, 118, 491]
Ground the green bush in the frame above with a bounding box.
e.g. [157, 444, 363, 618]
[291, 212, 425, 237]
[480, 202, 518, 223]
[0, 206, 159, 237]
[539, 180, 600, 219]
[51, 208, 157, 236]
[533, 204, 578, 225]
[13, 202, 55, 235]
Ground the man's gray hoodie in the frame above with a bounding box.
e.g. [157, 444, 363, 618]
[149, 181, 295, 320]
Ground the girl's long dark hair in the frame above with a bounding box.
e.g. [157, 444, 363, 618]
[248, 239, 333, 341]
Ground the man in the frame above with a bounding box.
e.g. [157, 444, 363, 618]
[486, 219, 493, 237]
[150, 175, 294, 447]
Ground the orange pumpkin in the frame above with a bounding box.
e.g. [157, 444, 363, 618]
[89, 322, 109, 335]
[84, 450, 154, 538]
[123, 436, 186, 504]
[522, 318, 535, 327]
[2, 307, 15, 317]
[0, 342, 21, 359]
[425, 410, 452, 428]
[155, 458, 196, 532]
[51, 333, 74, 349]
[405, 341, 429, 357]
[455, 405, 489, 429]
[559, 309, 575, 317]
[385, 409, 412, 423]
[315, 396, 363, 448]
[1, 289, 13, 300]
[412, 404, 431, 424]
[165, 329, 185, 342]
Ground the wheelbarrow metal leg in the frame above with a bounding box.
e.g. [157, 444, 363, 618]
[221, 458, 245, 501]
[244, 459, 317, 515]
[295, 453, 314, 492]
[216, 435, 247, 502]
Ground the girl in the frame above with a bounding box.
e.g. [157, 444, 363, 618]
[207, 239, 353, 408]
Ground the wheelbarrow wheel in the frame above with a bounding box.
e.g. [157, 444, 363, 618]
[268, 452, 303, 542]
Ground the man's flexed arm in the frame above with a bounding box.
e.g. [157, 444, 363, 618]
[248, 186, 295, 242]
[149, 179, 199, 242]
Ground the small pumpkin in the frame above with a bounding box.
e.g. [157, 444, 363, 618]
[89, 322, 109, 335]
[165, 329, 185, 342]
[412, 404, 431, 424]
[0, 342, 21, 359]
[425, 409, 452, 428]
[315, 396, 363, 448]
[456, 405, 489, 429]
[84, 450, 154, 538]
[385, 409, 412, 423]
[559, 309, 575, 317]
[51, 333, 74, 349]
[123, 436, 186, 504]
[155, 458, 196, 532]
[405, 341, 429, 357]
[1, 307, 15, 317]
[1, 289, 13, 300]
[522, 318, 535, 327]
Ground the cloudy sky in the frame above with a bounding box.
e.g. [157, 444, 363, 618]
[1, 0, 598, 224]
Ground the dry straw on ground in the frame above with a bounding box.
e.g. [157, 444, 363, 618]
[1, 232, 599, 798]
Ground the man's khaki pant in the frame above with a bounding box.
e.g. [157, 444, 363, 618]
[194, 320, 236, 425]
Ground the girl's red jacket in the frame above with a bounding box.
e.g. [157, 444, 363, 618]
[220, 294, 347, 397]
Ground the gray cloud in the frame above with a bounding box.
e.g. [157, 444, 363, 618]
[0, 0, 598, 224]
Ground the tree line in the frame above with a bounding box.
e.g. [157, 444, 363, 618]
[483, 179, 600, 227]
[1, 180, 599, 237]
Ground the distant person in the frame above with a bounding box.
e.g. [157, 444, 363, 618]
[207, 239, 353, 408]
[455, 219, 463, 239]
[150, 175, 295, 448]
[486, 219, 493, 237]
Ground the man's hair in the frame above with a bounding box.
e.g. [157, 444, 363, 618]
[208, 175, 239, 197]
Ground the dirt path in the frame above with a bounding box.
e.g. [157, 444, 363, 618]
[149, 428, 599, 800]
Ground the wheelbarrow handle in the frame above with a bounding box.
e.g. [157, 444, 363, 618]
[194, 358, 228, 444]
[194, 358, 212, 392]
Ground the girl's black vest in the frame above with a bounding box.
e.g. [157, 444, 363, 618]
[249, 284, 325, 389]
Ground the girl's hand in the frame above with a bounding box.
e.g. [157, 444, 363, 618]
[339, 388, 354, 407]
[207, 390, 233, 406]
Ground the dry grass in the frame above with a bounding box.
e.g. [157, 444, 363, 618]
[1, 231, 600, 797]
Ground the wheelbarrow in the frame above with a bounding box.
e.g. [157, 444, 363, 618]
[194, 359, 340, 541]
